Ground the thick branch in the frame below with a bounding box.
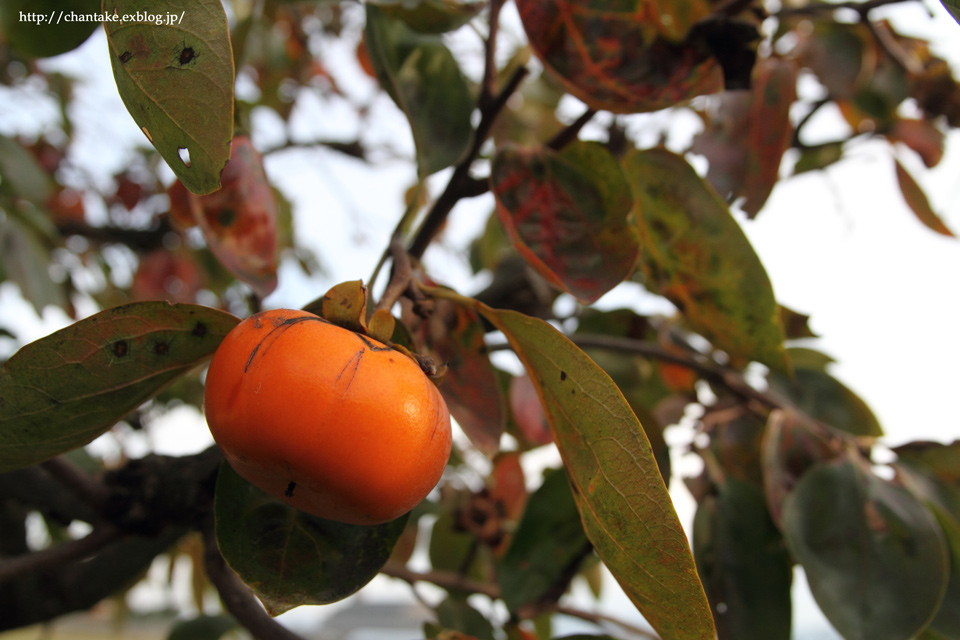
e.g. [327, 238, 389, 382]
[0, 525, 123, 585]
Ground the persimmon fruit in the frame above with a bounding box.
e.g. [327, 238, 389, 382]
[203, 308, 452, 525]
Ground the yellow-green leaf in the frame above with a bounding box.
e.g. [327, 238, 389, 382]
[623, 147, 789, 372]
[104, 0, 234, 195]
[434, 290, 715, 640]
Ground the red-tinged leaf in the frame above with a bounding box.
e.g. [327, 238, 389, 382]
[515, 0, 723, 114]
[491, 141, 639, 303]
[214, 463, 407, 615]
[191, 137, 279, 297]
[131, 249, 205, 304]
[895, 158, 956, 237]
[623, 147, 789, 372]
[890, 118, 945, 168]
[691, 90, 752, 201]
[742, 57, 798, 218]
[413, 298, 505, 455]
[782, 456, 949, 640]
[432, 290, 715, 640]
[104, 0, 234, 195]
[0, 302, 239, 472]
[509, 374, 553, 447]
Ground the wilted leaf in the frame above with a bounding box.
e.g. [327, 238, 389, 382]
[693, 478, 792, 640]
[434, 291, 715, 640]
[214, 462, 407, 615]
[782, 457, 949, 640]
[364, 5, 473, 176]
[189, 137, 279, 297]
[498, 468, 591, 613]
[0, 0, 100, 58]
[491, 141, 640, 303]
[895, 158, 955, 237]
[104, 0, 234, 195]
[890, 118, 945, 168]
[0, 302, 239, 471]
[515, 0, 722, 113]
[623, 147, 789, 372]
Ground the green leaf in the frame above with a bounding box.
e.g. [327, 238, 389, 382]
[167, 614, 238, 640]
[0, 302, 239, 471]
[498, 468, 591, 613]
[490, 141, 640, 303]
[939, 0, 960, 27]
[0, 214, 69, 316]
[435, 292, 715, 640]
[692, 478, 793, 640]
[214, 462, 408, 615]
[0, 0, 101, 58]
[103, 0, 234, 195]
[514, 0, 722, 113]
[768, 347, 883, 438]
[434, 597, 496, 640]
[895, 158, 955, 237]
[781, 457, 949, 640]
[372, 0, 484, 34]
[623, 147, 789, 372]
[364, 5, 473, 176]
[0, 135, 56, 203]
[893, 441, 960, 637]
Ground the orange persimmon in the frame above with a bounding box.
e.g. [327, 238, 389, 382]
[204, 309, 452, 525]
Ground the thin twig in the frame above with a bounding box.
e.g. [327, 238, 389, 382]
[547, 109, 598, 151]
[552, 604, 661, 640]
[777, 0, 916, 17]
[374, 233, 415, 312]
[480, 0, 506, 109]
[202, 524, 308, 640]
[0, 525, 123, 584]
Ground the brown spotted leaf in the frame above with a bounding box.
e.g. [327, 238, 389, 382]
[623, 147, 789, 372]
[515, 0, 723, 113]
[895, 158, 955, 237]
[104, 0, 234, 195]
[0, 302, 239, 471]
[432, 290, 715, 640]
[188, 137, 279, 297]
[490, 141, 639, 303]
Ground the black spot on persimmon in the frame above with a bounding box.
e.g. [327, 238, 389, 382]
[113, 340, 128, 357]
[192, 322, 208, 338]
[178, 46, 196, 66]
[153, 340, 170, 355]
[119, 51, 132, 64]
[285, 481, 297, 498]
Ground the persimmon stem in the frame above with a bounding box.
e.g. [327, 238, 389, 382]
[202, 523, 308, 640]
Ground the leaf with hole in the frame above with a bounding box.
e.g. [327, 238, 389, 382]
[104, 0, 234, 195]
[214, 462, 407, 615]
[491, 141, 640, 303]
[0, 302, 239, 472]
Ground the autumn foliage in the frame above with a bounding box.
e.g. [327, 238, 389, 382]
[1, 1, 960, 640]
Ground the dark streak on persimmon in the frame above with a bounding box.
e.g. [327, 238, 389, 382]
[244, 315, 323, 373]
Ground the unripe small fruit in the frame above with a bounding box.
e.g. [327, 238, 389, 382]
[203, 309, 452, 525]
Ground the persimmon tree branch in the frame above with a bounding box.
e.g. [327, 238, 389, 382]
[0, 525, 123, 585]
